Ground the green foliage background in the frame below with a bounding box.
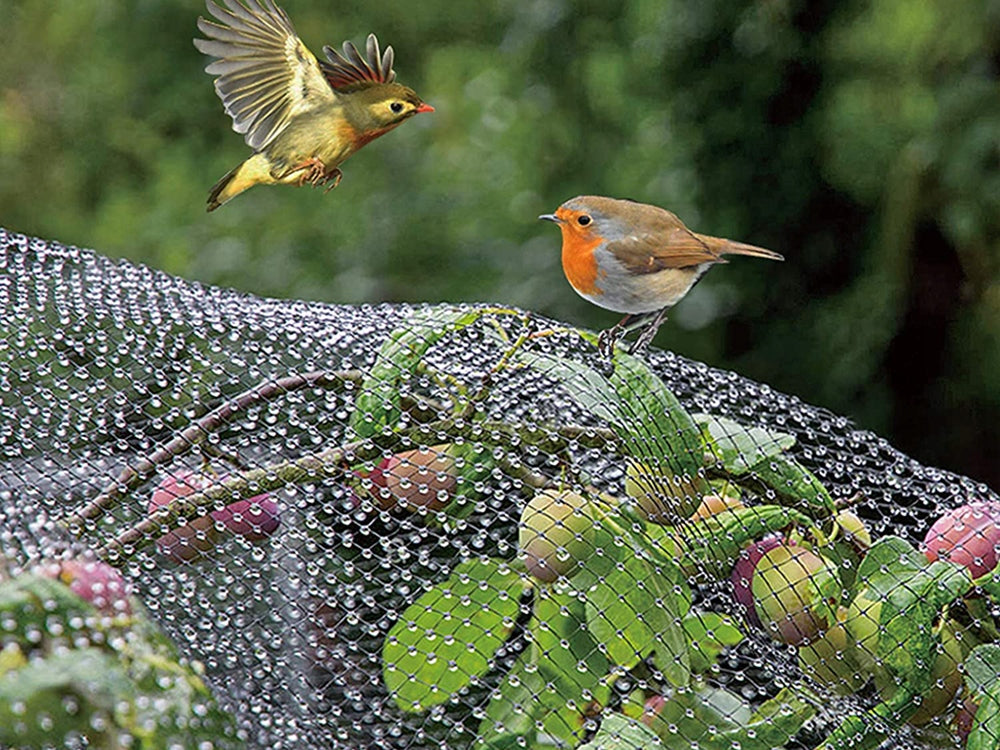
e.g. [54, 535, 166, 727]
[1, 0, 997, 487]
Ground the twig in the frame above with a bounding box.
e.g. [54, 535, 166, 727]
[92, 417, 623, 564]
[200, 443, 249, 470]
[95, 441, 371, 560]
[62, 370, 363, 530]
[495, 454, 553, 491]
[457, 315, 533, 420]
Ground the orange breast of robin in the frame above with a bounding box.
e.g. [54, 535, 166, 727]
[561, 233, 604, 296]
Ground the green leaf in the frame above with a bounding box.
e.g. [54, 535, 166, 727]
[119, 611, 238, 747]
[644, 684, 752, 747]
[0, 648, 131, 746]
[351, 306, 489, 439]
[516, 350, 703, 478]
[443, 440, 497, 521]
[694, 414, 795, 475]
[607, 352, 704, 478]
[965, 645, 1000, 750]
[715, 688, 815, 750]
[857, 536, 971, 606]
[578, 713, 662, 750]
[923, 560, 974, 610]
[818, 536, 862, 592]
[0, 570, 239, 748]
[682, 612, 743, 674]
[645, 685, 812, 750]
[531, 587, 610, 717]
[515, 349, 622, 425]
[585, 554, 690, 686]
[965, 643, 1000, 694]
[855, 535, 925, 591]
[974, 569, 1000, 604]
[752, 455, 836, 516]
[474, 650, 541, 749]
[383, 557, 525, 712]
[0, 573, 100, 635]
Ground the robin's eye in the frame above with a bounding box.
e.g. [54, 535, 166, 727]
[577, 215, 592, 226]
[390, 102, 405, 113]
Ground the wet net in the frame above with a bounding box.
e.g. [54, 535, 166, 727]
[1, 226, 998, 750]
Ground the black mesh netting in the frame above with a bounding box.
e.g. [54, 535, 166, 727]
[1, 226, 998, 750]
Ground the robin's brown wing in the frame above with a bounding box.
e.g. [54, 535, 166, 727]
[195, 0, 337, 152]
[606, 225, 723, 275]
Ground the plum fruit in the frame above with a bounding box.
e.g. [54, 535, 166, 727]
[751, 543, 838, 646]
[150, 471, 283, 559]
[690, 493, 745, 521]
[797, 612, 866, 695]
[519, 489, 594, 582]
[641, 694, 668, 727]
[624, 460, 704, 524]
[844, 589, 883, 673]
[923, 501, 1000, 579]
[954, 696, 979, 745]
[211, 492, 281, 541]
[730, 535, 787, 628]
[370, 444, 457, 512]
[148, 471, 220, 562]
[38, 558, 132, 617]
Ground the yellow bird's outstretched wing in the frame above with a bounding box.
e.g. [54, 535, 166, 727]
[195, 0, 337, 152]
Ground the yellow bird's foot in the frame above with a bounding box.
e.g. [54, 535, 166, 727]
[282, 158, 328, 186]
[321, 168, 343, 193]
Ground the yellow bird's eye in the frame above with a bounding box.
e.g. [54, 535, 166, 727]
[577, 215, 592, 226]
[390, 101, 404, 114]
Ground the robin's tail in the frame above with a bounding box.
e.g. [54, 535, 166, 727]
[718, 240, 784, 262]
[206, 154, 272, 212]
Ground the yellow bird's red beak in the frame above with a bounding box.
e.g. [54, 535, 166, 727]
[416, 103, 435, 113]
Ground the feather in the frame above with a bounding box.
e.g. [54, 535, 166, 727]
[320, 33, 396, 89]
[194, 0, 336, 151]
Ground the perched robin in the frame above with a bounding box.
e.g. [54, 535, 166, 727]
[539, 196, 784, 355]
[195, 0, 433, 211]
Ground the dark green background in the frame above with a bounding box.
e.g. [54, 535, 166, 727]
[2, 0, 998, 488]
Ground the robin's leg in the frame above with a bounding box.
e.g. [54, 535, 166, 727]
[628, 307, 670, 354]
[597, 315, 634, 357]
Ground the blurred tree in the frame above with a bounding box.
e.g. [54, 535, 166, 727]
[0, 0, 996, 486]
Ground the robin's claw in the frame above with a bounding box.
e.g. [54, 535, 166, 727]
[628, 308, 670, 355]
[597, 326, 625, 359]
[627, 335, 650, 355]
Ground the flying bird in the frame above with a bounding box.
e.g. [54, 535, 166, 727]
[195, 0, 433, 211]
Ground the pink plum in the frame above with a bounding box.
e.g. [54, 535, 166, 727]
[148, 471, 220, 562]
[923, 501, 1000, 579]
[38, 559, 133, 616]
[211, 493, 281, 541]
[730, 535, 787, 628]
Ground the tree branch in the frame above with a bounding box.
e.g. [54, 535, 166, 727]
[62, 370, 363, 530]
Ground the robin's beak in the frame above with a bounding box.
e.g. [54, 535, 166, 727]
[415, 103, 435, 114]
[538, 213, 561, 223]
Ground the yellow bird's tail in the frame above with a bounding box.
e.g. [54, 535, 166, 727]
[206, 154, 273, 212]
